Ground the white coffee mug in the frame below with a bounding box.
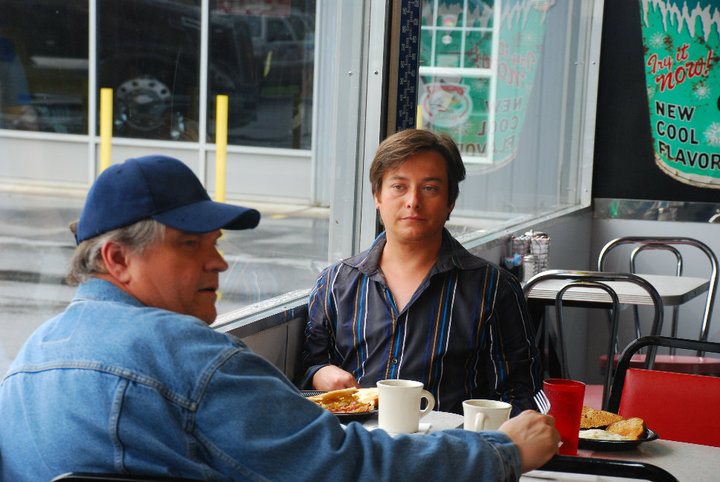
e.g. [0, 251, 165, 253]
[377, 379, 435, 434]
[462, 399, 512, 431]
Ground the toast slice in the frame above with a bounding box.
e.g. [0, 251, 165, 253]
[606, 417, 647, 440]
[355, 387, 379, 408]
[580, 406, 625, 429]
[307, 388, 375, 413]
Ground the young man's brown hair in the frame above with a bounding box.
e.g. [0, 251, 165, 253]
[369, 129, 466, 206]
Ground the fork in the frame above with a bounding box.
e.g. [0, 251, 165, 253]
[533, 390, 551, 414]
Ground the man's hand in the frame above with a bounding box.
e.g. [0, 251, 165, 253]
[499, 410, 560, 472]
[312, 365, 359, 391]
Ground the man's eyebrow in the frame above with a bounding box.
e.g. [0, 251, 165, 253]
[386, 174, 444, 183]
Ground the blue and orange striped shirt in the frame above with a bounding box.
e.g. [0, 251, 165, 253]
[302, 230, 542, 415]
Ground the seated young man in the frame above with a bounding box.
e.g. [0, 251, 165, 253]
[302, 129, 542, 415]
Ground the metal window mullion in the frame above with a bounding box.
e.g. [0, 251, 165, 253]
[486, 0, 501, 164]
[88, 0, 98, 179]
[459, 0, 468, 69]
[430, 0, 438, 67]
[198, 0, 209, 184]
[555, 1, 575, 206]
[309, 0, 322, 205]
[358, 0, 389, 251]
[579, 0, 604, 207]
[325, 0, 371, 262]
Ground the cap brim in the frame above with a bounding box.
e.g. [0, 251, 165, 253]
[154, 200, 260, 233]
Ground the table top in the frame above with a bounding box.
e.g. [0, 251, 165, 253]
[526, 273, 709, 306]
[523, 438, 720, 481]
[361, 411, 720, 479]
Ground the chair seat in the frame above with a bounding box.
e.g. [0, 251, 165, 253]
[600, 353, 720, 375]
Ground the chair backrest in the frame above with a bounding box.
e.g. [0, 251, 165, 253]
[618, 368, 720, 446]
[598, 237, 718, 347]
[523, 270, 664, 403]
[554, 280, 621, 410]
[608, 336, 720, 447]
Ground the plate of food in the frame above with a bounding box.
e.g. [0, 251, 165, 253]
[303, 388, 378, 422]
[577, 406, 658, 451]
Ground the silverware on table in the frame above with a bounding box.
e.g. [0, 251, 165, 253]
[534, 390, 551, 414]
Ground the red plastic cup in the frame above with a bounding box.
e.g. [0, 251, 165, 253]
[543, 378, 586, 455]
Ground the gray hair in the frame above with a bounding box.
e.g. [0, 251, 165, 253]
[66, 219, 165, 285]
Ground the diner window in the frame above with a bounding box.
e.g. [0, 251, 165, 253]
[415, 0, 596, 240]
[0, 0, 88, 133]
[0, 0, 314, 149]
[97, 0, 203, 141]
[0, 0, 602, 373]
[208, 1, 314, 149]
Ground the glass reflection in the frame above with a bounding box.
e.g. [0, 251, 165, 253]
[1, 0, 88, 133]
[209, 0, 315, 149]
[98, 0, 203, 141]
[1, 0, 315, 150]
[420, 0, 552, 171]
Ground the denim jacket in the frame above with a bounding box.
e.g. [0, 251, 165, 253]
[0, 278, 521, 481]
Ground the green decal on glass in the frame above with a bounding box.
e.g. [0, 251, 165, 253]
[419, 0, 554, 171]
[639, 0, 720, 188]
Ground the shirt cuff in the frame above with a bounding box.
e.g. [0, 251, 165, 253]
[300, 364, 327, 389]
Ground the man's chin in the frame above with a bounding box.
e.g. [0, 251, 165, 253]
[192, 305, 217, 325]
[392, 227, 443, 243]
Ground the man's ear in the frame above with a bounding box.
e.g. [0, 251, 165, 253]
[446, 202, 455, 221]
[100, 242, 132, 283]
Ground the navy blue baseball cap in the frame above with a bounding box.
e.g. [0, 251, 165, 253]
[75, 155, 260, 244]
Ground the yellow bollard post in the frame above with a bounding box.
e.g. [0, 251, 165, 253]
[99, 88, 113, 172]
[215, 95, 229, 304]
[215, 95, 228, 203]
[416, 104, 423, 129]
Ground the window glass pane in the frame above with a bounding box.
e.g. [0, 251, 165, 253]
[419, 0, 585, 234]
[209, 1, 315, 149]
[1, 0, 88, 133]
[98, 0, 202, 141]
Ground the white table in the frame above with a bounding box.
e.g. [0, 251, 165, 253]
[523, 439, 720, 481]
[366, 412, 720, 479]
[524, 271, 711, 385]
[526, 273, 709, 307]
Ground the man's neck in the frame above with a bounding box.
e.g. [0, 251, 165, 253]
[381, 233, 443, 269]
[378, 232, 443, 311]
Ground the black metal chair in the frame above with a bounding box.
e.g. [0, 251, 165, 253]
[598, 237, 718, 355]
[523, 270, 664, 409]
[553, 280, 620, 410]
[539, 455, 677, 482]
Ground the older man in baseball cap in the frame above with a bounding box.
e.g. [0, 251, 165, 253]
[0, 155, 558, 481]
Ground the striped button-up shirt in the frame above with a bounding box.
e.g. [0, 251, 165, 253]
[302, 229, 542, 415]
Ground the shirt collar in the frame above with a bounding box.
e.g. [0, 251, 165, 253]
[344, 228, 487, 277]
[74, 277, 146, 308]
